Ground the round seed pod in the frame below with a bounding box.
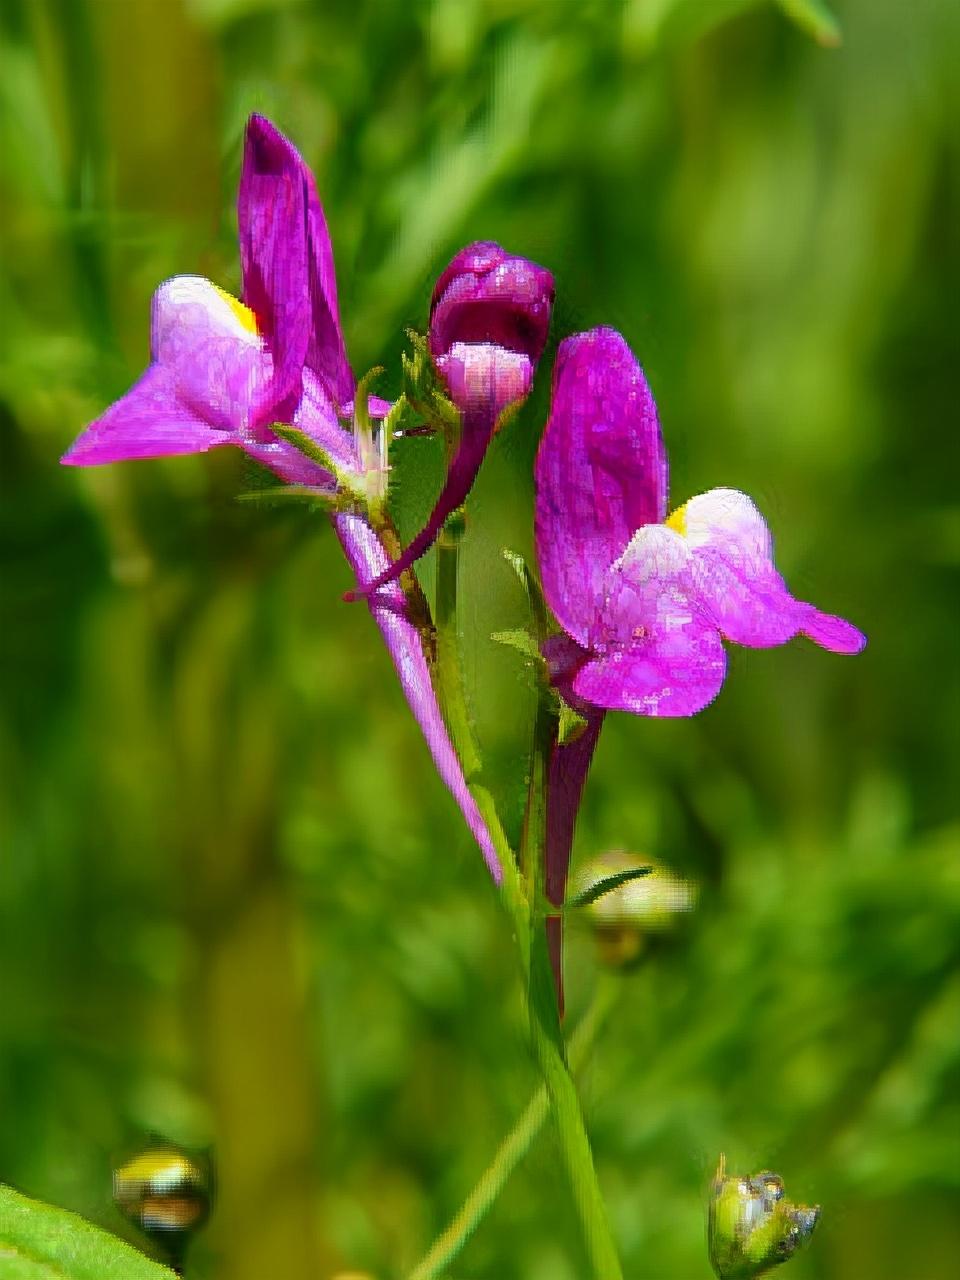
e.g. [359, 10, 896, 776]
[114, 1143, 212, 1272]
[708, 1154, 820, 1279]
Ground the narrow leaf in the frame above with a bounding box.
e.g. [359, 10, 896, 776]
[491, 628, 543, 662]
[502, 548, 550, 642]
[566, 865, 654, 911]
[237, 484, 341, 509]
[557, 698, 588, 747]
[270, 422, 339, 470]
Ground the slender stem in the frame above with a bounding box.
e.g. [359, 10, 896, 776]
[431, 501, 620, 1278]
[434, 511, 529, 953]
[522, 689, 624, 1279]
[406, 977, 618, 1280]
[528, 986, 623, 1279]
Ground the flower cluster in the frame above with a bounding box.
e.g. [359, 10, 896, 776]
[62, 115, 864, 1005]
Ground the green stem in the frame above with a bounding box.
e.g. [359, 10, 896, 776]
[407, 978, 618, 1280]
[434, 514, 530, 955]
[432, 508, 620, 1278]
[521, 679, 624, 1279]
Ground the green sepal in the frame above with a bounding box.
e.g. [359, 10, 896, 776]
[491, 628, 544, 664]
[351, 365, 385, 444]
[502, 548, 550, 643]
[267, 424, 366, 509]
[382, 391, 412, 440]
[268, 422, 340, 471]
[401, 328, 459, 437]
[557, 696, 588, 746]
[0, 1185, 175, 1279]
[236, 484, 352, 512]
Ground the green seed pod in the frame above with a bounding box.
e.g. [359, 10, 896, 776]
[708, 1155, 819, 1279]
[114, 1142, 212, 1273]
[572, 851, 696, 969]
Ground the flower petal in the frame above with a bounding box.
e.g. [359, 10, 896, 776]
[66, 277, 336, 489]
[573, 525, 727, 716]
[152, 276, 268, 431]
[61, 363, 226, 466]
[677, 488, 867, 654]
[535, 328, 668, 645]
[239, 114, 354, 413]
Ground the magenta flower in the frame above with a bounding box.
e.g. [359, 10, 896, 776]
[536, 326, 865, 715]
[61, 113, 503, 882]
[350, 241, 554, 599]
[63, 116, 371, 487]
[536, 326, 865, 1002]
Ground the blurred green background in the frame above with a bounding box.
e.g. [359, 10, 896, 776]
[1, 1, 958, 1277]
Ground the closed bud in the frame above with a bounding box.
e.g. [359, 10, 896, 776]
[708, 1155, 819, 1279]
[572, 851, 696, 969]
[348, 240, 554, 598]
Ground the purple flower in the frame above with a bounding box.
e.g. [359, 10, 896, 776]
[350, 241, 554, 599]
[63, 116, 372, 486]
[536, 326, 866, 1002]
[61, 114, 503, 883]
[536, 326, 865, 715]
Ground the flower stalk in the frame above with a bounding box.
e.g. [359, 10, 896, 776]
[430, 486, 622, 1277]
[407, 976, 620, 1280]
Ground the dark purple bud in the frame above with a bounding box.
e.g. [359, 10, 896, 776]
[351, 242, 553, 600]
[429, 240, 554, 372]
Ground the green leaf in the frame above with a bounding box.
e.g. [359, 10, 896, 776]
[236, 484, 345, 510]
[776, 0, 841, 46]
[352, 364, 385, 444]
[269, 423, 341, 471]
[401, 329, 459, 435]
[0, 1185, 174, 1279]
[557, 697, 588, 747]
[491, 627, 543, 663]
[565, 865, 654, 911]
[502, 549, 550, 642]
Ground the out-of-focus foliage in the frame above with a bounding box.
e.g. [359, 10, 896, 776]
[1, 1, 957, 1277]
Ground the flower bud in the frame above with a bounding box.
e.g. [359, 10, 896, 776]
[352, 243, 553, 598]
[429, 240, 554, 376]
[572, 850, 696, 969]
[708, 1155, 820, 1279]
